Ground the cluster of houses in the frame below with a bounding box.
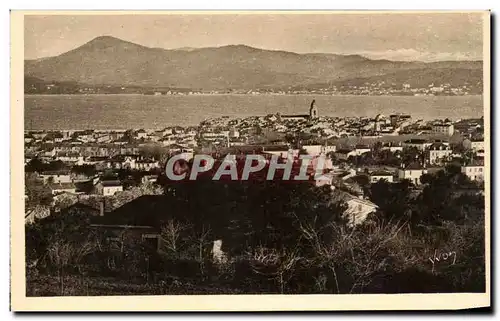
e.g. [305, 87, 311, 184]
[332, 137, 484, 185]
[25, 101, 483, 163]
[25, 127, 198, 160]
[198, 112, 416, 146]
[38, 169, 125, 197]
[25, 99, 486, 255]
[198, 109, 483, 151]
[42, 130, 484, 256]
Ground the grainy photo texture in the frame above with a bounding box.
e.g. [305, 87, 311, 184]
[14, 11, 490, 310]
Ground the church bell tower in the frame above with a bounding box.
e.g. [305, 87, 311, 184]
[309, 99, 319, 119]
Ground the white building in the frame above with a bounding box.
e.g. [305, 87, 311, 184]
[229, 129, 240, 139]
[162, 128, 173, 136]
[176, 151, 195, 161]
[461, 165, 484, 182]
[135, 129, 148, 139]
[337, 191, 378, 226]
[302, 145, 323, 157]
[463, 138, 485, 153]
[40, 171, 72, 184]
[96, 180, 123, 196]
[381, 143, 403, 153]
[49, 182, 77, 195]
[321, 145, 337, 154]
[354, 145, 371, 156]
[398, 163, 428, 185]
[55, 153, 84, 165]
[262, 145, 297, 159]
[302, 144, 336, 157]
[135, 159, 160, 171]
[159, 136, 177, 146]
[403, 139, 431, 151]
[315, 173, 335, 188]
[369, 171, 394, 183]
[432, 123, 455, 136]
[141, 175, 159, 184]
[428, 143, 452, 165]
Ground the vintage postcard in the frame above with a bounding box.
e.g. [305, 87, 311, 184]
[11, 10, 490, 311]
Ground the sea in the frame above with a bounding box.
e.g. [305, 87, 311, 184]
[24, 94, 484, 131]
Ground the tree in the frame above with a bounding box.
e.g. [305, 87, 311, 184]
[139, 143, 167, 162]
[47, 238, 96, 295]
[25, 158, 46, 173]
[369, 179, 413, 223]
[53, 193, 78, 211]
[377, 149, 401, 167]
[247, 246, 302, 294]
[415, 165, 483, 225]
[401, 147, 422, 166]
[25, 173, 53, 210]
[71, 165, 97, 177]
[160, 219, 190, 258]
[190, 224, 212, 278]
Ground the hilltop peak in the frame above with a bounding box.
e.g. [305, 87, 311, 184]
[216, 44, 261, 51]
[87, 35, 126, 44]
[80, 36, 147, 51]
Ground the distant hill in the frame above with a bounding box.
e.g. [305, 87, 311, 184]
[24, 36, 483, 91]
[24, 76, 81, 94]
[326, 68, 483, 90]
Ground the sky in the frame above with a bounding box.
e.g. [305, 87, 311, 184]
[24, 12, 485, 61]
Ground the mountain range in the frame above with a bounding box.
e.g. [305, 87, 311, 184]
[24, 36, 483, 91]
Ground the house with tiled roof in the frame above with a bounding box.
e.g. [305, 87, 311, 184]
[335, 148, 356, 161]
[48, 182, 77, 195]
[334, 190, 378, 226]
[398, 162, 428, 185]
[403, 139, 431, 151]
[461, 157, 485, 182]
[428, 142, 452, 165]
[369, 170, 394, 183]
[463, 137, 485, 153]
[40, 170, 72, 184]
[95, 179, 123, 196]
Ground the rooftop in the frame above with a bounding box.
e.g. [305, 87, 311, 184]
[40, 170, 71, 176]
[99, 180, 123, 187]
[404, 163, 426, 170]
[370, 171, 393, 176]
[49, 182, 76, 190]
[404, 139, 428, 144]
[261, 145, 291, 152]
[90, 195, 181, 229]
[336, 148, 354, 154]
[429, 143, 450, 150]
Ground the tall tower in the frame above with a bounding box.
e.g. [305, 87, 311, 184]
[309, 99, 319, 119]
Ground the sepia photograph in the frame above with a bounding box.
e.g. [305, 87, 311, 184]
[10, 10, 490, 311]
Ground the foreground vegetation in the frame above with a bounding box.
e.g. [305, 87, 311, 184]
[26, 165, 486, 296]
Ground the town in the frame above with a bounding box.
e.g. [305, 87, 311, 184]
[25, 100, 485, 223]
[26, 77, 482, 96]
[24, 100, 486, 296]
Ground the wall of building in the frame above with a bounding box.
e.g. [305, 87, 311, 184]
[461, 166, 484, 181]
[370, 175, 394, 183]
[398, 169, 427, 185]
[103, 186, 123, 196]
[429, 149, 452, 164]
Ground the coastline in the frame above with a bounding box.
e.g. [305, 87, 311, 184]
[24, 93, 483, 98]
